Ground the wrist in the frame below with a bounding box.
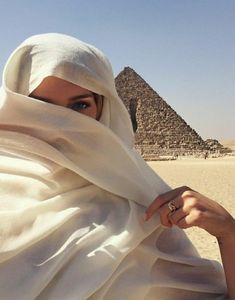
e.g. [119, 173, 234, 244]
[217, 218, 235, 245]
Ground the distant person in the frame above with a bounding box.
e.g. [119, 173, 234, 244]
[0, 33, 234, 299]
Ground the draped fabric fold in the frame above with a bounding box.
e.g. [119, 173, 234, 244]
[0, 33, 227, 299]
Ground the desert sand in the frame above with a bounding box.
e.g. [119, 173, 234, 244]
[220, 140, 235, 151]
[148, 156, 235, 263]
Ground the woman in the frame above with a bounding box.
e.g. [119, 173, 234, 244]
[0, 33, 233, 299]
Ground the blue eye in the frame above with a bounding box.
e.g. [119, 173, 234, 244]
[70, 101, 89, 111]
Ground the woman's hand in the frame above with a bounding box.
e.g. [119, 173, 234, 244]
[144, 186, 235, 239]
[144, 186, 235, 298]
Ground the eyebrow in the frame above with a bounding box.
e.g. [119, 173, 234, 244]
[30, 93, 94, 104]
[68, 93, 94, 101]
[29, 95, 52, 103]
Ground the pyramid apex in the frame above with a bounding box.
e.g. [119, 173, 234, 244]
[116, 66, 136, 76]
[123, 66, 135, 72]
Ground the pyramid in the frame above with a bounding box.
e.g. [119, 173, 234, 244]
[115, 67, 209, 160]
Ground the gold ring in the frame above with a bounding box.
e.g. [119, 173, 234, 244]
[168, 200, 177, 213]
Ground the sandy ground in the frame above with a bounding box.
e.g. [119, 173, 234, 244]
[148, 156, 235, 263]
[220, 140, 235, 151]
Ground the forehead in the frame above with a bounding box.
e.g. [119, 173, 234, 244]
[36, 76, 93, 93]
[30, 76, 94, 99]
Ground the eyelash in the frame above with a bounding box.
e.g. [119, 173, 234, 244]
[69, 101, 90, 111]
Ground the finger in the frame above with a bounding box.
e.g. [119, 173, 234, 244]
[158, 206, 173, 227]
[168, 207, 188, 225]
[175, 209, 203, 229]
[144, 186, 188, 221]
[158, 195, 183, 226]
[168, 192, 203, 226]
[160, 195, 182, 215]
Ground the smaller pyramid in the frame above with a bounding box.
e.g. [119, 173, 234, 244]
[115, 67, 209, 159]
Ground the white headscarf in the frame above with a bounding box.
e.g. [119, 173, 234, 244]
[0, 33, 227, 299]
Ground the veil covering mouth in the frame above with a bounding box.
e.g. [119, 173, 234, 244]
[0, 33, 227, 299]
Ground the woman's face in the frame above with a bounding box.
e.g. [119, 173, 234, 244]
[29, 76, 101, 119]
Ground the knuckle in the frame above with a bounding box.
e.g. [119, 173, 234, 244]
[188, 197, 198, 208]
[192, 209, 204, 225]
[180, 185, 191, 192]
[182, 190, 194, 198]
[160, 214, 169, 227]
[177, 220, 187, 229]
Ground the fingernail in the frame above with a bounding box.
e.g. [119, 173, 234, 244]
[143, 213, 148, 221]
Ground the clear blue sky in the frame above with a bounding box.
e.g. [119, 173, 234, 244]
[0, 0, 234, 140]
